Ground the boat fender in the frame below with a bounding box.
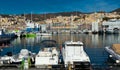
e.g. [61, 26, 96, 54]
[109, 55, 112, 57]
[0, 61, 3, 64]
[8, 60, 10, 64]
[32, 57, 34, 62]
[116, 60, 120, 63]
[10, 59, 12, 63]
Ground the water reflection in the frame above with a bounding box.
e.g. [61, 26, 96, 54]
[92, 35, 99, 47]
[2, 34, 120, 53]
[1, 34, 120, 68]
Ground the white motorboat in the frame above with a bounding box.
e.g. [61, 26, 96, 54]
[35, 40, 59, 68]
[10, 49, 35, 64]
[62, 41, 91, 68]
[105, 44, 120, 63]
[61, 16, 91, 69]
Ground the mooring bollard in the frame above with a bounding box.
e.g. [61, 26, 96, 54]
[20, 57, 31, 70]
[24, 59, 29, 70]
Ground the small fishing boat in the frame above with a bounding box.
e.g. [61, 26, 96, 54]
[25, 32, 36, 37]
[105, 44, 120, 64]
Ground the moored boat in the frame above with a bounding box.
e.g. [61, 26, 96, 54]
[105, 44, 120, 64]
[25, 32, 36, 37]
[0, 55, 12, 65]
[36, 32, 52, 36]
[21, 32, 36, 37]
[0, 38, 11, 44]
[61, 41, 91, 69]
[35, 40, 59, 68]
[10, 49, 35, 64]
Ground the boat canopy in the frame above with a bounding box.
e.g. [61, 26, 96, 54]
[40, 40, 57, 47]
[40, 40, 56, 43]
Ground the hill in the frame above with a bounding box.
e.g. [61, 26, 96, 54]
[23, 11, 83, 21]
[111, 8, 120, 13]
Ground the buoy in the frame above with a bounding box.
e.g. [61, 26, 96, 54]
[0, 61, 3, 64]
[32, 57, 34, 62]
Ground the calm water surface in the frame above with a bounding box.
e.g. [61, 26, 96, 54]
[1, 34, 120, 69]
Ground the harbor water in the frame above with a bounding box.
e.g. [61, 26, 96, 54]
[1, 34, 120, 69]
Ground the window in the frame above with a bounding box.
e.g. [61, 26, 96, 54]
[66, 44, 83, 46]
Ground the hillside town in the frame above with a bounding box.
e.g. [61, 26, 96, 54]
[0, 10, 120, 34]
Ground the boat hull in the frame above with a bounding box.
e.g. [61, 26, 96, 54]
[62, 41, 91, 69]
[35, 46, 59, 68]
[73, 62, 91, 70]
[105, 47, 120, 63]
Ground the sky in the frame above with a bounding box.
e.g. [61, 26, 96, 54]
[0, 0, 119, 14]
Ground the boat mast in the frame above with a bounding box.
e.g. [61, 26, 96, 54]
[70, 15, 73, 41]
[24, 13, 25, 21]
[31, 12, 32, 22]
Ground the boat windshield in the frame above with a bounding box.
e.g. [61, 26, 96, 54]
[66, 44, 83, 46]
[40, 40, 57, 47]
[13, 54, 19, 59]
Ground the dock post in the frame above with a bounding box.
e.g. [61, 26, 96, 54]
[60, 64, 64, 70]
[68, 63, 72, 70]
